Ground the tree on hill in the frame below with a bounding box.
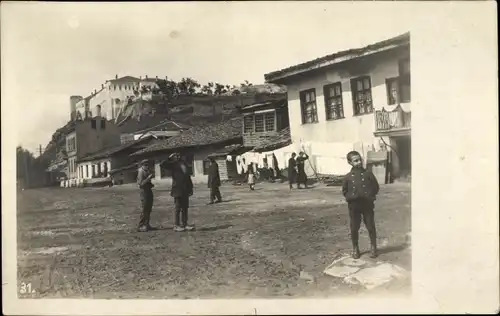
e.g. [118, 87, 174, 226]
[214, 83, 228, 96]
[201, 82, 215, 95]
[177, 77, 201, 95]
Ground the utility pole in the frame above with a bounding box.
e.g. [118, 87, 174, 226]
[39, 144, 43, 157]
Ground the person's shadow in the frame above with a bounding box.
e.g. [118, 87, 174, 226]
[362, 243, 409, 256]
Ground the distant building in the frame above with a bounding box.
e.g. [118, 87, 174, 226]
[64, 118, 121, 184]
[132, 117, 245, 184]
[264, 32, 411, 180]
[73, 75, 160, 121]
[236, 98, 293, 176]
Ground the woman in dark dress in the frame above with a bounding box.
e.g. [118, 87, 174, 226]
[296, 151, 309, 189]
[287, 153, 297, 190]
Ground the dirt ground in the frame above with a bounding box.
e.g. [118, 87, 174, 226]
[17, 181, 411, 299]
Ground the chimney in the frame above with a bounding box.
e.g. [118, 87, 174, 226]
[156, 76, 158, 80]
[145, 75, 148, 79]
[115, 74, 118, 79]
[94, 89, 97, 94]
[101, 84, 104, 89]
[140, 76, 142, 80]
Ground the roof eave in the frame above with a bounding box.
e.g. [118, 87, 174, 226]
[265, 41, 409, 83]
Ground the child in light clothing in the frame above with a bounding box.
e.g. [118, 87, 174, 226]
[247, 163, 256, 190]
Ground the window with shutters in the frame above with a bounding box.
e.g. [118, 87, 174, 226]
[324, 82, 344, 120]
[351, 76, 373, 115]
[300, 89, 318, 124]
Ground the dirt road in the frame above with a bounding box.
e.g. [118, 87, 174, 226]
[17, 181, 411, 299]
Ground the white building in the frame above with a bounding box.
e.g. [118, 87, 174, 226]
[264, 33, 411, 180]
[74, 75, 160, 121]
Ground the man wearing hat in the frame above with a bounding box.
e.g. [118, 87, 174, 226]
[162, 153, 194, 232]
[137, 159, 155, 232]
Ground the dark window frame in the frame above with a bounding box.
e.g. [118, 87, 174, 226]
[101, 119, 106, 129]
[243, 114, 254, 133]
[351, 76, 373, 115]
[91, 119, 97, 129]
[264, 111, 276, 131]
[323, 82, 344, 120]
[243, 111, 277, 132]
[299, 88, 318, 124]
[386, 77, 400, 105]
[254, 113, 265, 132]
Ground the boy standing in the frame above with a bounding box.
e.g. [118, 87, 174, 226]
[137, 159, 154, 232]
[342, 151, 380, 259]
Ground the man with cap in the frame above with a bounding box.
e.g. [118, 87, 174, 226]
[137, 159, 155, 232]
[162, 152, 194, 232]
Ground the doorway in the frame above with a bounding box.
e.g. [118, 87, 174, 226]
[395, 136, 411, 178]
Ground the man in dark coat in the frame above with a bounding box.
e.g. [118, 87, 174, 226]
[162, 153, 194, 232]
[287, 153, 297, 190]
[207, 157, 222, 204]
[136, 159, 154, 232]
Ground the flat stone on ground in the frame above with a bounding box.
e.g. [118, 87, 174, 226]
[344, 263, 407, 290]
[341, 257, 369, 267]
[324, 265, 361, 278]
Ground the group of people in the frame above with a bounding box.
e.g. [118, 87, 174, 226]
[137, 153, 195, 233]
[287, 151, 310, 189]
[136, 149, 380, 259]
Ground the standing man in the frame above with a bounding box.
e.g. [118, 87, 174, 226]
[162, 153, 194, 232]
[287, 153, 297, 190]
[137, 159, 155, 232]
[207, 157, 222, 204]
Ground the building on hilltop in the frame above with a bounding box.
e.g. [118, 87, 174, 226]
[72, 75, 161, 121]
[264, 32, 411, 182]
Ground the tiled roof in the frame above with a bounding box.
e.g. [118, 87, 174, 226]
[253, 127, 292, 152]
[109, 76, 141, 83]
[141, 78, 159, 82]
[109, 162, 140, 175]
[133, 117, 243, 155]
[206, 144, 252, 158]
[241, 98, 287, 112]
[117, 112, 189, 134]
[265, 32, 410, 82]
[78, 135, 155, 163]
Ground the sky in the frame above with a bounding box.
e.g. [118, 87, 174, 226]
[2, 2, 417, 154]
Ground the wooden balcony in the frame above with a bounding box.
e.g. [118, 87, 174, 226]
[374, 105, 411, 136]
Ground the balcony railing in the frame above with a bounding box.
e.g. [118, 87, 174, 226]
[375, 105, 411, 131]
